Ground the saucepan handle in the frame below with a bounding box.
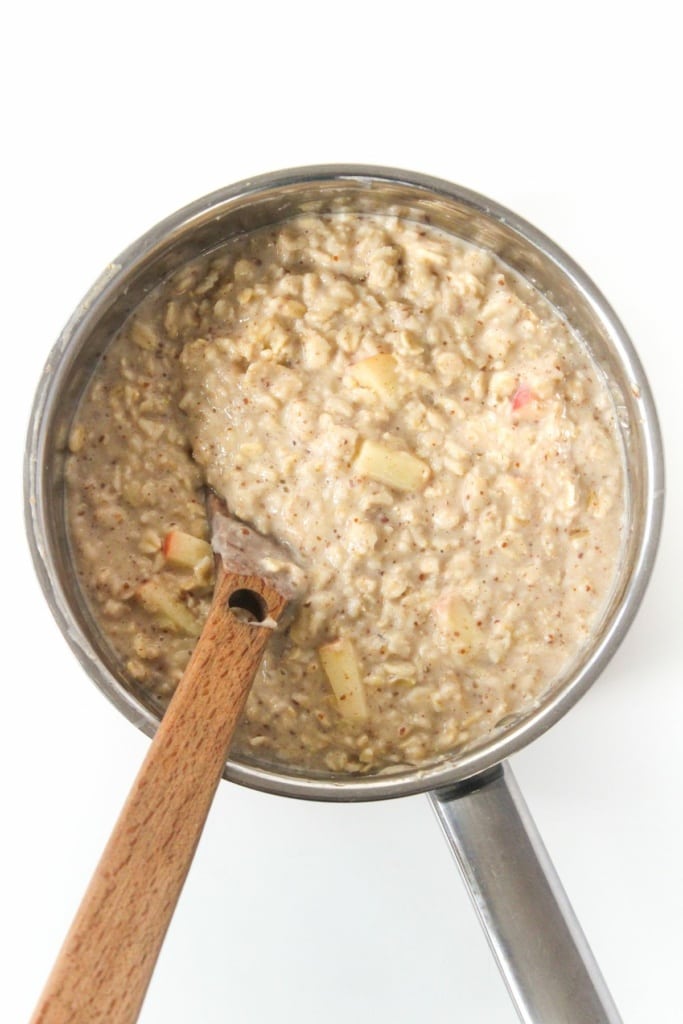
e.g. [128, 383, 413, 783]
[428, 762, 622, 1024]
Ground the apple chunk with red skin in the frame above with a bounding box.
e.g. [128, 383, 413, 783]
[162, 529, 212, 569]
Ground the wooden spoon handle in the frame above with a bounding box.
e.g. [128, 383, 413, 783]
[31, 569, 287, 1024]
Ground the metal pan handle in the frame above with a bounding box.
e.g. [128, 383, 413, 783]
[429, 762, 622, 1024]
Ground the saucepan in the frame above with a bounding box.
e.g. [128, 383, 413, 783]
[25, 166, 664, 1023]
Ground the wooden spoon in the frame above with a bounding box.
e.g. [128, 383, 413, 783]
[31, 508, 294, 1024]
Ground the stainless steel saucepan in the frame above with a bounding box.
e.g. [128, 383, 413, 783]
[25, 166, 664, 1024]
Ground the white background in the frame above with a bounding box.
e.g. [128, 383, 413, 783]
[3, 3, 681, 1022]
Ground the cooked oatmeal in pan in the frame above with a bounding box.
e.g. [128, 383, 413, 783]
[66, 213, 625, 773]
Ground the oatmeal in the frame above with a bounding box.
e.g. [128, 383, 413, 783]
[66, 214, 625, 773]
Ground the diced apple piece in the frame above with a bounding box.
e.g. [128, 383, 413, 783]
[192, 554, 215, 590]
[354, 439, 430, 492]
[511, 383, 539, 417]
[178, 553, 215, 594]
[434, 593, 480, 658]
[512, 384, 532, 409]
[135, 578, 201, 636]
[349, 354, 399, 402]
[162, 529, 212, 569]
[318, 637, 368, 721]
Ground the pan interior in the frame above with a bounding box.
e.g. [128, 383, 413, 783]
[26, 168, 662, 801]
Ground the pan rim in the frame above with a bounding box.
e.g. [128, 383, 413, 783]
[24, 164, 665, 801]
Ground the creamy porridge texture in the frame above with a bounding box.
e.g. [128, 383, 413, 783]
[66, 214, 624, 773]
